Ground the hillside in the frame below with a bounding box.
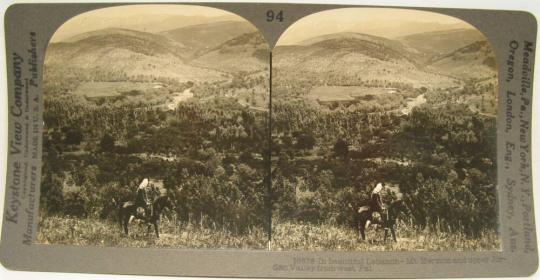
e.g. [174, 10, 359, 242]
[274, 32, 458, 89]
[161, 20, 256, 51]
[193, 32, 270, 73]
[45, 27, 252, 82]
[397, 28, 486, 63]
[298, 32, 419, 61]
[62, 28, 179, 46]
[426, 40, 497, 80]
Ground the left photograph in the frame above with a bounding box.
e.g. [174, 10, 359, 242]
[39, 5, 271, 249]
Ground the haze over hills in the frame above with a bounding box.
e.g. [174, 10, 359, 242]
[51, 13, 244, 42]
[358, 21, 470, 39]
[276, 14, 476, 46]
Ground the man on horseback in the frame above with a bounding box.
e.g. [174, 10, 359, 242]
[135, 178, 152, 219]
[371, 182, 386, 213]
[366, 182, 386, 229]
[358, 182, 405, 241]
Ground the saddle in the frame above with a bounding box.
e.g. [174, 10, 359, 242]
[368, 211, 380, 224]
[358, 205, 388, 224]
[138, 201, 154, 218]
[136, 206, 146, 219]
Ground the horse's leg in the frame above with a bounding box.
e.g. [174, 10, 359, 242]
[118, 211, 124, 231]
[119, 211, 125, 234]
[154, 220, 160, 238]
[359, 225, 366, 241]
[123, 215, 129, 235]
[146, 223, 152, 237]
[391, 225, 397, 242]
[358, 217, 366, 241]
[384, 228, 388, 242]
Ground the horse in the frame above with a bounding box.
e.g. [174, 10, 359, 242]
[357, 184, 405, 242]
[118, 194, 176, 238]
[357, 200, 403, 242]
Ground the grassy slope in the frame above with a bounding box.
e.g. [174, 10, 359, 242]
[37, 217, 499, 251]
[272, 222, 500, 252]
[37, 216, 267, 250]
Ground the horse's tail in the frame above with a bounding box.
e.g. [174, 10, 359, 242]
[113, 198, 121, 213]
[113, 198, 124, 228]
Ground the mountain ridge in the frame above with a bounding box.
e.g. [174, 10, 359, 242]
[161, 20, 256, 51]
[396, 28, 486, 63]
[273, 31, 463, 89]
[426, 40, 496, 80]
[46, 25, 269, 82]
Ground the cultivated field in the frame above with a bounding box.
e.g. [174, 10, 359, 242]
[73, 81, 165, 98]
[37, 216, 500, 251]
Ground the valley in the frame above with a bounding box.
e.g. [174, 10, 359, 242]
[41, 14, 271, 247]
[44, 20, 269, 109]
[271, 23, 499, 248]
[40, 6, 500, 251]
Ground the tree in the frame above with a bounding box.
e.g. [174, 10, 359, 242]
[64, 127, 84, 146]
[100, 133, 115, 152]
[40, 174, 64, 214]
[295, 132, 315, 150]
[334, 138, 349, 158]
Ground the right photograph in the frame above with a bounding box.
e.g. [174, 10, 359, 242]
[271, 8, 499, 251]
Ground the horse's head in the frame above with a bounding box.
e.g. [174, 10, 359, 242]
[153, 194, 177, 213]
[165, 195, 178, 211]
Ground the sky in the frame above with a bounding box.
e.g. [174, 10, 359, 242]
[276, 8, 478, 45]
[50, 5, 244, 42]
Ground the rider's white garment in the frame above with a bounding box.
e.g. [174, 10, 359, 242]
[372, 182, 383, 194]
[138, 178, 149, 190]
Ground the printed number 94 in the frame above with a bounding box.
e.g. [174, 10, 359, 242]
[267, 10, 284, 22]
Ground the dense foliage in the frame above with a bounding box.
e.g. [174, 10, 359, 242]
[271, 77, 498, 236]
[42, 70, 270, 235]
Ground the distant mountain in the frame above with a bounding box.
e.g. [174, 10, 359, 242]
[277, 20, 472, 45]
[274, 32, 458, 89]
[46, 26, 270, 83]
[360, 22, 471, 39]
[298, 32, 420, 62]
[46, 28, 224, 82]
[161, 21, 256, 51]
[51, 14, 241, 42]
[193, 32, 270, 73]
[63, 28, 177, 45]
[426, 40, 497, 80]
[397, 28, 486, 63]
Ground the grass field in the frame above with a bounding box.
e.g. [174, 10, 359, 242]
[37, 216, 500, 251]
[272, 222, 500, 251]
[37, 216, 267, 250]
